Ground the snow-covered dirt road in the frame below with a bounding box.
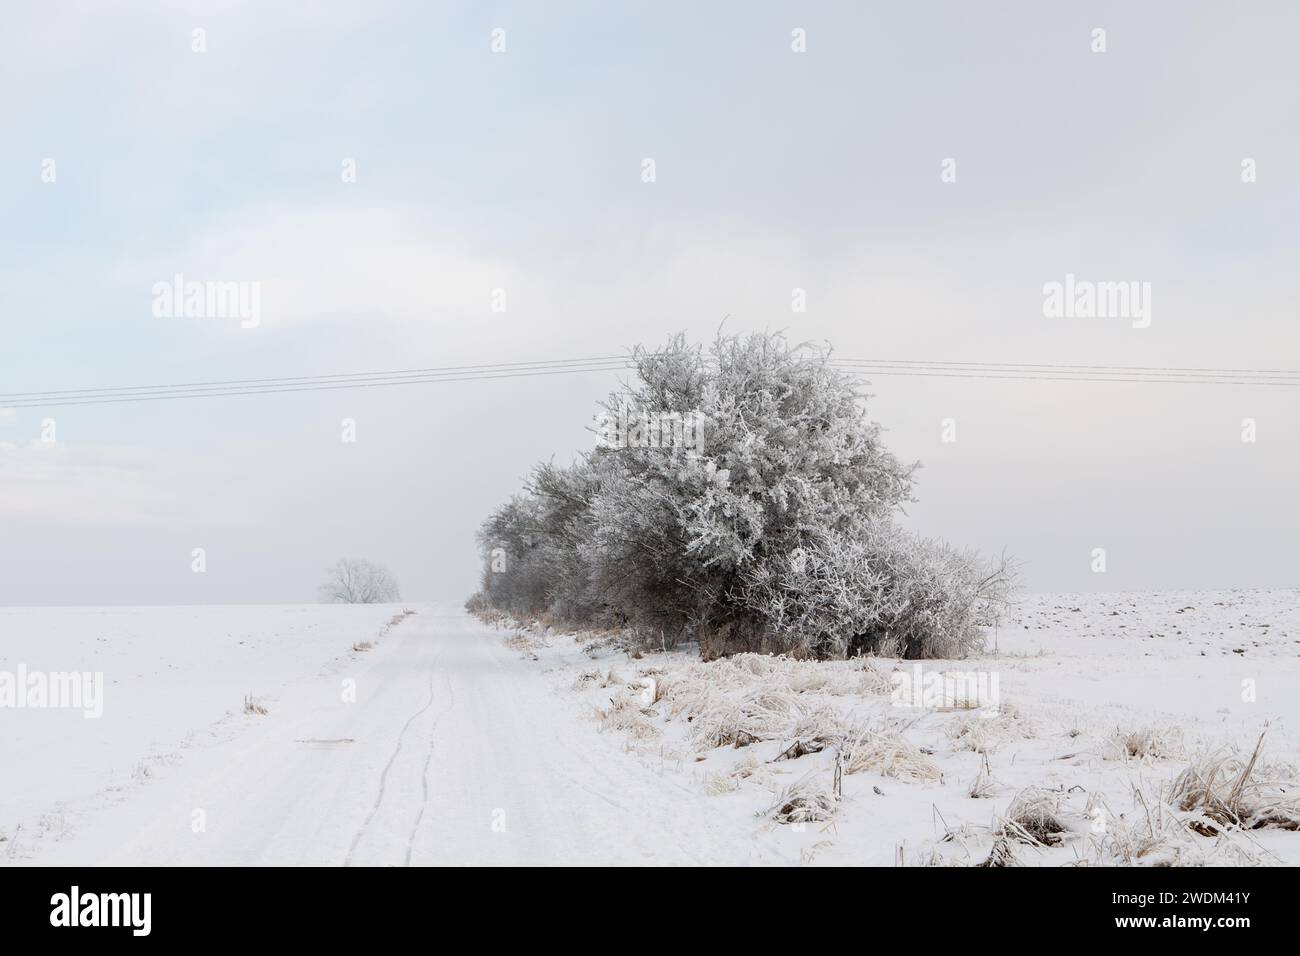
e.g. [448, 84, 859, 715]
[9, 592, 1298, 867]
[5, 604, 787, 866]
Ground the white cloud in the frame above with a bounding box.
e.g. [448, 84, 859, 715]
[0, 441, 242, 528]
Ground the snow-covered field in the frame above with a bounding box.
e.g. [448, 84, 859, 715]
[512, 588, 1300, 866]
[3, 592, 1298, 866]
[0, 604, 407, 861]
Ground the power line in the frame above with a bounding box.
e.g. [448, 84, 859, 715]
[0, 356, 632, 401]
[3, 354, 1300, 410]
[0, 360, 636, 410]
[835, 363, 1300, 387]
[842, 370, 1300, 386]
[836, 359, 1300, 384]
[836, 358, 1300, 376]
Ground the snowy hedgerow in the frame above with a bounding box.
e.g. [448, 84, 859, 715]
[471, 331, 1012, 658]
[735, 523, 1011, 658]
[844, 527, 1012, 659]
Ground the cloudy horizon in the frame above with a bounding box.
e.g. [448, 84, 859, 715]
[3, 0, 1298, 606]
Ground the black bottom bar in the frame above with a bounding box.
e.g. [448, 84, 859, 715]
[0, 865, 1281, 942]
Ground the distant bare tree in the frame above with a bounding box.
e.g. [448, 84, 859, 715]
[319, 558, 400, 604]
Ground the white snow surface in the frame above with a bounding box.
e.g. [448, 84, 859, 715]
[2, 591, 1298, 866]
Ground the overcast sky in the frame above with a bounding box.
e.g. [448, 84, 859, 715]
[2, 1, 1297, 605]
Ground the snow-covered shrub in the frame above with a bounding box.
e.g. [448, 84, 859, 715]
[737, 522, 1012, 659]
[470, 331, 1013, 658]
[859, 533, 1012, 658]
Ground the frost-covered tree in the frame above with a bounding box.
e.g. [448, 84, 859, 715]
[319, 558, 401, 604]
[472, 332, 1012, 659]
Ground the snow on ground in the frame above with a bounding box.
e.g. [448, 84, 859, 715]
[3, 591, 1297, 866]
[505, 589, 1300, 866]
[2, 603, 791, 865]
[0, 603, 406, 859]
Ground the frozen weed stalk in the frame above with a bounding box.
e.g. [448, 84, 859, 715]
[0, 665, 103, 718]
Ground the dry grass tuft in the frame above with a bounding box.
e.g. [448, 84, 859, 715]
[764, 772, 839, 825]
[242, 694, 268, 716]
[594, 692, 661, 741]
[1098, 788, 1261, 866]
[1168, 733, 1300, 833]
[615, 652, 900, 755]
[676, 685, 799, 750]
[784, 658, 893, 697]
[380, 609, 416, 635]
[505, 631, 544, 655]
[841, 724, 942, 782]
[703, 753, 779, 794]
[976, 836, 1020, 867]
[968, 755, 999, 799]
[946, 702, 1034, 754]
[774, 706, 852, 761]
[1000, 788, 1069, 846]
[702, 771, 740, 795]
[1106, 724, 1185, 762]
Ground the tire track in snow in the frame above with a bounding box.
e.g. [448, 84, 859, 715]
[344, 668, 437, 867]
[404, 668, 455, 866]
